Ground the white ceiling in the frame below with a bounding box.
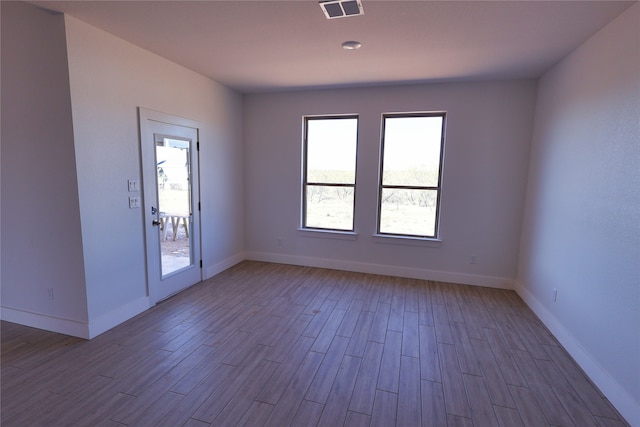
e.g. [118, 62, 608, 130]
[33, 0, 634, 93]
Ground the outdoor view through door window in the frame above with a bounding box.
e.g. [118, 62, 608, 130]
[378, 113, 445, 238]
[303, 116, 358, 231]
[156, 137, 192, 276]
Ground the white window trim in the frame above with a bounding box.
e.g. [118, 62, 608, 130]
[372, 233, 442, 247]
[298, 228, 359, 241]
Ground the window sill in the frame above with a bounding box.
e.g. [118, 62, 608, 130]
[298, 228, 359, 241]
[372, 234, 442, 247]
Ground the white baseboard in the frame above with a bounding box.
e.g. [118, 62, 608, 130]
[204, 252, 246, 280]
[515, 281, 640, 426]
[87, 252, 246, 338]
[0, 306, 90, 339]
[87, 295, 150, 339]
[0, 254, 245, 340]
[0, 296, 151, 340]
[86, 253, 246, 338]
[245, 251, 514, 289]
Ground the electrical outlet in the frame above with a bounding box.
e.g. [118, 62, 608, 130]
[470, 255, 478, 264]
[47, 288, 54, 300]
[277, 237, 284, 247]
[129, 196, 141, 209]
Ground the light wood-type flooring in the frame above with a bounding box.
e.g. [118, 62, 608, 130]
[1, 261, 629, 426]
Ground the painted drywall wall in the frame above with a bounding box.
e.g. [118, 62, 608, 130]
[63, 16, 244, 333]
[1, 2, 89, 332]
[243, 81, 536, 287]
[517, 4, 640, 424]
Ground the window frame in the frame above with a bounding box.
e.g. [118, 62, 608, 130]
[376, 111, 446, 239]
[301, 114, 359, 233]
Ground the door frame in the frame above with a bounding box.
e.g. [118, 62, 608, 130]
[138, 107, 202, 304]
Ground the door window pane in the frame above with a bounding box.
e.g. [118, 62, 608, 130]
[156, 136, 192, 276]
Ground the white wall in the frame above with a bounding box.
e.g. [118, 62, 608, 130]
[244, 81, 536, 287]
[63, 16, 244, 336]
[1, 2, 89, 334]
[517, 4, 640, 424]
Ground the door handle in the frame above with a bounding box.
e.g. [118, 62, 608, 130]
[152, 220, 162, 226]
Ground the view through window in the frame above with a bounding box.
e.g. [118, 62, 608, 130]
[303, 116, 358, 231]
[378, 113, 446, 238]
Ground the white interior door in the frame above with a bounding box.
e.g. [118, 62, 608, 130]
[139, 108, 201, 303]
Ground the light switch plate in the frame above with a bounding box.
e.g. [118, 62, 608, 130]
[129, 196, 140, 209]
[128, 179, 139, 192]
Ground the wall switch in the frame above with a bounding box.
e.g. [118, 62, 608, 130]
[129, 196, 141, 209]
[47, 288, 54, 300]
[128, 179, 139, 192]
[470, 255, 478, 264]
[277, 237, 284, 247]
[553, 288, 558, 303]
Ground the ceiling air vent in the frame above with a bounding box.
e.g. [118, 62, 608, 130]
[319, 0, 364, 19]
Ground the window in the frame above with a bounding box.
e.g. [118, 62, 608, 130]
[302, 115, 358, 231]
[378, 112, 446, 238]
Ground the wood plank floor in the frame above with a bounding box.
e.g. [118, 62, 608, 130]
[1, 261, 628, 426]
